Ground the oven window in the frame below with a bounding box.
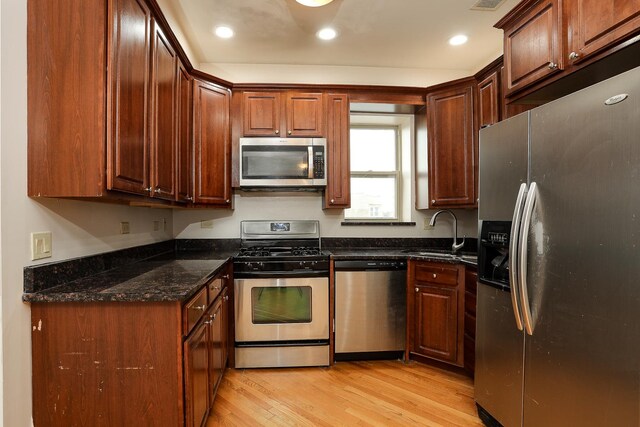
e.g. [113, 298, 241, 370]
[251, 286, 312, 323]
[242, 146, 309, 179]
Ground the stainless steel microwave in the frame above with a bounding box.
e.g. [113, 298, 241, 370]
[239, 138, 327, 188]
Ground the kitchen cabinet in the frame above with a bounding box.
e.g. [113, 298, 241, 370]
[566, 0, 640, 64]
[497, 0, 640, 99]
[242, 91, 325, 137]
[30, 262, 233, 426]
[323, 93, 351, 209]
[177, 62, 194, 203]
[193, 80, 232, 207]
[407, 260, 465, 367]
[499, 0, 563, 96]
[464, 266, 478, 376]
[149, 23, 178, 200]
[478, 71, 501, 128]
[424, 80, 476, 208]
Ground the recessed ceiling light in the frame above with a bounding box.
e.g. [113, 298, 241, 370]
[214, 26, 234, 39]
[296, 0, 334, 6]
[317, 28, 337, 41]
[449, 34, 468, 46]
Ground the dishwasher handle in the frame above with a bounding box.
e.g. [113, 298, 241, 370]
[334, 260, 407, 271]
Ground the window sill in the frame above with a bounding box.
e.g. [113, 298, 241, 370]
[340, 221, 417, 226]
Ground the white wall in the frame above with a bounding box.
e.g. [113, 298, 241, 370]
[174, 192, 477, 240]
[1, 1, 173, 425]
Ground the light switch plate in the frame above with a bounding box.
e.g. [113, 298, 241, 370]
[153, 220, 160, 231]
[31, 231, 52, 260]
[120, 222, 130, 234]
[200, 220, 214, 229]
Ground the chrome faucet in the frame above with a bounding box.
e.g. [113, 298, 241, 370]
[429, 209, 466, 253]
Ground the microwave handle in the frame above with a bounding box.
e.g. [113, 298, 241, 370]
[308, 146, 314, 179]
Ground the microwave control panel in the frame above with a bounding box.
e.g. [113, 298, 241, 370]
[313, 147, 325, 179]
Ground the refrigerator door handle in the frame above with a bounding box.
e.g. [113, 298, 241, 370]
[509, 183, 528, 331]
[518, 181, 537, 335]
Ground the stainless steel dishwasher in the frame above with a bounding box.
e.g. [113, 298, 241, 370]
[334, 259, 406, 360]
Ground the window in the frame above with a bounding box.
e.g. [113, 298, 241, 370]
[344, 126, 401, 220]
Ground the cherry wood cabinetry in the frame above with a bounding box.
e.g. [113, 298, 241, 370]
[242, 91, 325, 137]
[31, 262, 233, 426]
[407, 260, 465, 367]
[323, 94, 351, 209]
[478, 71, 501, 128]
[424, 80, 476, 208]
[177, 63, 194, 203]
[150, 23, 178, 200]
[464, 266, 478, 376]
[193, 80, 232, 207]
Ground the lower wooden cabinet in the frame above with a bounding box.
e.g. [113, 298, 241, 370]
[464, 266, 478, 376]
[407, 260, 465, 367]
[31, 263, 232, 427]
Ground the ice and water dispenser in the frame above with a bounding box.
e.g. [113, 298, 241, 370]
[478, 221, 512, 290]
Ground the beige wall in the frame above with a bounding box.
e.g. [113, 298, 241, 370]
[1, 1, 173, 425]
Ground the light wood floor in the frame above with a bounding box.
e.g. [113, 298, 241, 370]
[207, 360, 482, 426]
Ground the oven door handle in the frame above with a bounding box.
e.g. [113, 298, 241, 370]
[233, 270, 329, 279]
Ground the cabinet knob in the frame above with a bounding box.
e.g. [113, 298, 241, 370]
[144, 187, 152, 192]
[275, 130, 279, 135]
[224, 295, 229, 301]
[225, 199, 230, 203]
[205, 320, 213, 325]
[154, 188, 162, 194]
[222, 274, 230, 279]
[193, 305, 206, 311]
[330, 199, 335, 204]
[415, 287, 419, 293]
[433, 273, 437, 278]
[288, 130, 292, 135]
[569, 51, 580, 61]
[431, 200, 435, 204]
[548, 62, 558, 70]
[186, 196, 193, 201]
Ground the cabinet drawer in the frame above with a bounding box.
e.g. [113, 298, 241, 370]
[208, 278, 223, 302]
[183, 287, 208, 335]
[414, 263, 458, 286]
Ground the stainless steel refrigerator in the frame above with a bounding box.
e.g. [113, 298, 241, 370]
[475, 66, 640, 426]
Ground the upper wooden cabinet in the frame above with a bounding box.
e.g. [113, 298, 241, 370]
[566, 0, 640, 63]
[498, 0, 564, 95]
[194, 80, 232, 207]
[497, 0, 640, 98]
[478, 71, 501, 128]
[177, 63, 194, 203]
[149, 23, 178, 201]
[242, 91, 325, 137]
[323, 94, 350, 209]
[425, 80, 476, 208]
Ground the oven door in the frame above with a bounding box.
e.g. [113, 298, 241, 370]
[234, 277, 329, 342]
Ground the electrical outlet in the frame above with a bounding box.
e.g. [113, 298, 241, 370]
[120, 221, 130, 234]
[424, 218, 434, 230]
[31, 231, 52, 260]
[200, 220, 214, 229]
[153, 220, 160, 231]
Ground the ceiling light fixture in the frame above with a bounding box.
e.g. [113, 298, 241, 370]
[449, 34, 468, 46]
[296, 0, 334, 7]
[317, 28, 337, 41]
[214, 26, 234, 39]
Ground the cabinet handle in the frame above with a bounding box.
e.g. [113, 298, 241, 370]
[275, 130, 279, 135]
[431, 199, 435, 204]
[222, 274, 230, 279]
[224, 295, 229, 301]
[287, 130, 292, 135]
[415, 287, 419, 293]
[330, 199, 335, 204]
[225, 199, 230, 204]
[212, 285, 220, 291]
[210, 313, 216, 320]
[548, 62, 558, 70]
[193, 305, 206, 311]
[432, 273, 437, 279]
[205, 320, 213, 325]
[154, 188, 162, 194]
[569, 51, 580, 61]
[144, 187, 152, 192]
[186, 196, 193, 201]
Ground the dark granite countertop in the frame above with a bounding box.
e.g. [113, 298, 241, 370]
[327, 248, 477, 267]
[23, 254, 232, 303]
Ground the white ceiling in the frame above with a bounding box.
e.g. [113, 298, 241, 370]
[164, 0, 520, 83]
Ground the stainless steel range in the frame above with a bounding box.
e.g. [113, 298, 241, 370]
[233, 220, 330, 368]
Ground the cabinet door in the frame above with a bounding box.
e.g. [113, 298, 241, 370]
[107, 0, 152, 195]
[503, 0, 563, 94]
[177, 63, 193, 203]
[184, 321, 209, 427]
[427, 83, 476, 208]
[478, 71, 500, 128]
[413, 284, 460, 364]
[149, 23, 177, 200]
[324, 94, 350, 209]
[220, 286, 230, 372]
[193, 81, 232, 206]
[242, 91, 281, 136]
[464, 267, 478, 375]
[207, 300, 223, 407]
[567, 0, 640, 63]
[285, 92, 324, 137]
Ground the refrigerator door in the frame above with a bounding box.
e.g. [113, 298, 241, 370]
[525, 67, 640, 426]
[476, 112, 529, 426]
